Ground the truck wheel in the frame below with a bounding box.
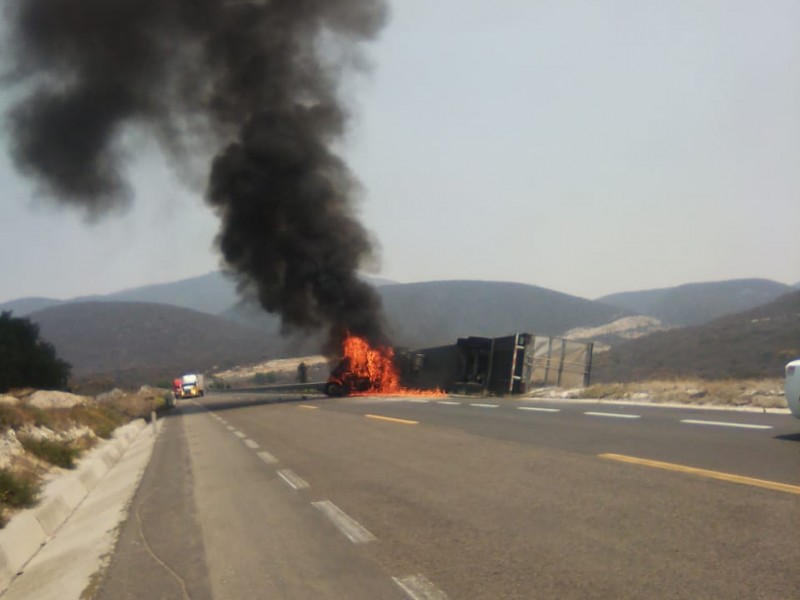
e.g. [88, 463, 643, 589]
[325, 382, 345, 397]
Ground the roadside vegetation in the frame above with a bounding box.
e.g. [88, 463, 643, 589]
[0, 468, 39, 526]
[0, 387, 171, 527]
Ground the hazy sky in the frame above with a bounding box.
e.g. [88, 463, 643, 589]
[2, 0, 799, 304]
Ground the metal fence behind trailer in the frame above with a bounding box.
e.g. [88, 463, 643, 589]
[524, 336, 593, 388]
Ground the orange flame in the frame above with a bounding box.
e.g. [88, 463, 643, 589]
[337, 334, 444, 396]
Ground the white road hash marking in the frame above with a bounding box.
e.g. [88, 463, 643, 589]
[392, 574, 449, 600]
[584, 412, 641, 419]
[257, 451, 278, 465]
[680, 419, 772, 430]
[277, 469, 310, 490]
[311, 500, 376, 544]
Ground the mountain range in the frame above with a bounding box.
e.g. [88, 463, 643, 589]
[3, 273, 798, 386]
[596, 279, 794, 326]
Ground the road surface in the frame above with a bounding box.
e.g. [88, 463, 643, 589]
[93, 392, 800, 599]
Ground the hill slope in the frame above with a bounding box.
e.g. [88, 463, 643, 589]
[1, 271, 397, 318]
[224, 279, 633, 349]
[29, 302, 280, 385]
[378, 280, 631, 347]
[95, 271, 240, 315]
[592, 290, 800, 382]
[596, 279, 791, 327]
[0, 297, 65, 317]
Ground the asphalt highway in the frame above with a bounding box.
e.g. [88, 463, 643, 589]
[94, 392, 800, 599]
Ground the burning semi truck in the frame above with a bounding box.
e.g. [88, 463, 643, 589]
[325, 333, 594, 397]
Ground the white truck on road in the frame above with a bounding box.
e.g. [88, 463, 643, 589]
[785, 359, 800, 418]
[177, 373, 205, 399]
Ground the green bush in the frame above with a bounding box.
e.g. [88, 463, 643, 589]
[20, 436, 80, 469]
[0, 312, 71, 393]
[0, 468, 39, 508]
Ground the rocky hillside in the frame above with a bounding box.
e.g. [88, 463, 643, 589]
[562, 316, 672, 352]
[592, 289, 800, 382]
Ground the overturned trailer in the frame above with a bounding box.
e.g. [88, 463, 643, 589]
[396, 333, 594, 396]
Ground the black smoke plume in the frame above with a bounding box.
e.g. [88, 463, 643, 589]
[3, 0, 390, 351]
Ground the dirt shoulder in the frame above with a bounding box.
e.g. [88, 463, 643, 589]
[529, 378, 788, 410]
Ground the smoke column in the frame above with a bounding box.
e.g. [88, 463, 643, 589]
[3, 0, 390, 351]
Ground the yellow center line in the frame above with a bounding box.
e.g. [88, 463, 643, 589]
[298, 404, 319, 410]
[599, 453, 800, 496]
[364, 414, 419, 425]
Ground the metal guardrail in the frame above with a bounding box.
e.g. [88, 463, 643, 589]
[210, 381, 327, 395]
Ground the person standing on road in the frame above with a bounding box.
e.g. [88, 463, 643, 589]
[297, 361, 308, 384]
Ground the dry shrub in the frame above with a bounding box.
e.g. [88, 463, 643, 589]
[67, 405, 126, 439]
[0, 468, 38, 508]
[581, 378, 787, 408]
[19, 436, 80, 469]
[0, 404, 34, 432]
[100, 391, 167, 421]
[581, 384, 629, 399]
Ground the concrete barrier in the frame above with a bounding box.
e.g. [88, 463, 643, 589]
[0, 418, 148, 594]
[0, 513, 47, 591]
[33, 495, 72, 536]
[77, 458, 110, 491]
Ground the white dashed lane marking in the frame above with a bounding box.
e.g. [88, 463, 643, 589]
[393, 574, 449, 599]
[517, 406, 560, 413]
[584, 411, 641, 419]
[257, 451, 278, 465]
[437, 401, 461, 406]
[680, 419, 773, 430]
[233, 431, 247, 438]
[277, 469, 310, 490]
[470, 403, 499, 408]
[312, 500, 376, 544]
[243, 439, 260, 449]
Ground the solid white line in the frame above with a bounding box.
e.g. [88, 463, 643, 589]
[584, 412, 641, 419]
[277, 469, 310, 490]
[312, 500, 376, 544]
[243, 439, 260, 449]
[680, 419, 773, 430]
[257, 451, 278, 465]
[233, 431, 247, 438]
[437, 401, 461, 406]
[393, 574, 449, 600]
[471, 403, 499, 408]
[517, 406, 561, 413]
